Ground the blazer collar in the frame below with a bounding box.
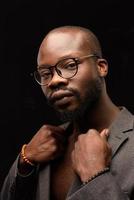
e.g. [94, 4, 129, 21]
[108, 107, 134, 157]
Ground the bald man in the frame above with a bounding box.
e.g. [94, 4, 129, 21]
[1, 26, 134, 200]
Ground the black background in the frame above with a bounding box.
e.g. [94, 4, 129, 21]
[0, 0, 134, 190]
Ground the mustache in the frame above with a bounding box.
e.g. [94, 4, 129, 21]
[47, 87, 80, 105]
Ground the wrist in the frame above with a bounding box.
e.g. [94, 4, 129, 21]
[18, 144, 36, 176]
[82, 167, 110, 185]
[21, 144, 35, 166]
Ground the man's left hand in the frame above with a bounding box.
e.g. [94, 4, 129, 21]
[71, 129, 112, 182]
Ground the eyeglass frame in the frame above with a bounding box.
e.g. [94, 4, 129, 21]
[33, 53, 100, 86]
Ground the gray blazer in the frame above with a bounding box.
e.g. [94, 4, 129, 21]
[1, 107, 134, 200]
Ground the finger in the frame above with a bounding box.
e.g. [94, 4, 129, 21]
[100, 128, 109, 140]
[45, 124, 65, 134]
[52, 128, 67, 143]
[43, 124, 66, 142]
[52, 132, 67, 144]
[87, 129, 99, 135]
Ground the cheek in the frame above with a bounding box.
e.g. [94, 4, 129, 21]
[77, 63, 97, 81]
[71, 66, 97, 95]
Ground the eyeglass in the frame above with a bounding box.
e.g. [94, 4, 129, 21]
[33, 54, 100, 86]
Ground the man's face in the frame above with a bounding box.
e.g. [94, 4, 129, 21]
[37, 31, 104, 121]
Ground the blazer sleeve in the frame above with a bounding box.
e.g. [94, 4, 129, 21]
[0, 156, 37, 200]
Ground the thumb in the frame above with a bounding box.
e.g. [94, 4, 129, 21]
[100, 128, 109, 140]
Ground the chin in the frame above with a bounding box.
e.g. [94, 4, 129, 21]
[55, 104, 83, 122]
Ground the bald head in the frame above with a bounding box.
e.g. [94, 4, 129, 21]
[46, 26, 102, 54]
[37, 26, 102, 63]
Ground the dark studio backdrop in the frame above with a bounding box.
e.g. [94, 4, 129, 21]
[0, 0, 134, 190]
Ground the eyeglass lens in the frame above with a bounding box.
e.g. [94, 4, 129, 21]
[35, 58, 78, 85]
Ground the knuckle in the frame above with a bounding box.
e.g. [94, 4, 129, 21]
[88, 129, 98, 134]
[51, 145, 57, 152]
[47, 130, 53, 137]
[50, 137, 56, 144]
[41, 125, 53, 136]
[42, 124, 51, 131]
[42, 124, 48, 129]
[78, 134, 84, 140]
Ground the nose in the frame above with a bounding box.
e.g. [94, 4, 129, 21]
[48, 70, 68, 89]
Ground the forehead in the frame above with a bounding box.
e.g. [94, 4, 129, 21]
[38, 31, 86, 64]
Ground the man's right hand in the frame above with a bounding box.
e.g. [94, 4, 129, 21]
[20, 124, 66, 166]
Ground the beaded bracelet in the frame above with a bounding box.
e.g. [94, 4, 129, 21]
[21, 144, 35, 166]
[82, 167, 110, 185]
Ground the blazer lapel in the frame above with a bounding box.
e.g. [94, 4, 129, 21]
[108, 107, 134, 157]
[108, 132, 128, 157]
[67, 175, 82, 198]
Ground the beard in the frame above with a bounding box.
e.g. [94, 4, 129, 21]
[47, 76, 103, 123]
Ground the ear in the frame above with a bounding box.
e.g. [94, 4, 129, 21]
[97, 58, 108, 77]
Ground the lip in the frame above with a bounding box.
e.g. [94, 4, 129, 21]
[50, 90, 73, 103]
